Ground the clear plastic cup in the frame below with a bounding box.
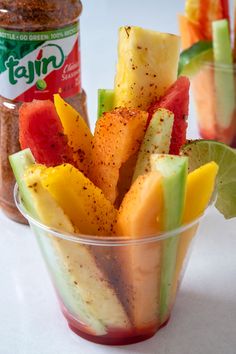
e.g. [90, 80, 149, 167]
[192, 62, 236, 148]
[14, 185, 209, 346]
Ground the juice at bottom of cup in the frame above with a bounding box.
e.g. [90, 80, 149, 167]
[26, 214, 199, 346]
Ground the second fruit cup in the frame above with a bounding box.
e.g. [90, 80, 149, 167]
[192, 61, 236, 147]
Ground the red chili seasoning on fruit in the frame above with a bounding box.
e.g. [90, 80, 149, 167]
[0, 0, 88, 223]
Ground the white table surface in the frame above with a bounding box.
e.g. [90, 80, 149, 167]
[1, 1, 236, 353]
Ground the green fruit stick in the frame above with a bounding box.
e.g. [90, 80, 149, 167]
[233, 0, 236, 62]
[132, 108, 174, 182]
[151, 154, 188, 322]
[213, 20, 233, 64]
[9, 149, 108, 335]
[212, 19, 235, 129]
[24, 166, 109, 335]
[9, 148, 37, 217]
[97, 89, 114, 119]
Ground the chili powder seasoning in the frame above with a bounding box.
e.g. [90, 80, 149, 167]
[0, 0, 88, 223]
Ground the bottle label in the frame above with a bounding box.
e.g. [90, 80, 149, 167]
[0, 23, 81, 102]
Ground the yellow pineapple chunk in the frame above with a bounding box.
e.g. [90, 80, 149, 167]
[114, 26, 180, 110]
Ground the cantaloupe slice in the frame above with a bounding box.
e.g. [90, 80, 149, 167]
[169, 161, 219, 311]
[114, 171, 163, 328]
[54, 94, 93, 176]
[89, 107, 148, 205]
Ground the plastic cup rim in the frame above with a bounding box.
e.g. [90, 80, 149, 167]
[14, 184, 215, 247]
[201, 60, 236, 72]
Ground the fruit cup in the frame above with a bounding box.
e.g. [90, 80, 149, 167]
[192, 61, 236, 148]
[14, 184, 210, 346]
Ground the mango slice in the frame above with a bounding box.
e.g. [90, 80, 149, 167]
[89, 107, 148, 205]
[39, 163, 117, 236]
[114, 172, 163, 328]
[170, 161, 219, 310]
[25, 164, 75, 232]
[54, 94, 93, 176]
[183, 161, 219, 223]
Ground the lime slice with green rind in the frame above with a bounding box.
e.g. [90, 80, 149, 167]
[178, 41, 213, 77]
[181, 140, 236, 219]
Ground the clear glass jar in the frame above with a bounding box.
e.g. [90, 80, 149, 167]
[0, 0, 88, 223]
[192, 61, 236, 148]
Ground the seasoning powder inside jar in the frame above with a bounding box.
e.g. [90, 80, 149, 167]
[0, 0, 88, 223]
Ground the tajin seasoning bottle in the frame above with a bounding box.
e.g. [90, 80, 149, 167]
[0, 0, 88, 223]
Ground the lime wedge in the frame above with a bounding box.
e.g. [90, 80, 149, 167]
[181, 140, 236, 219]
[178, 41, 213, 77]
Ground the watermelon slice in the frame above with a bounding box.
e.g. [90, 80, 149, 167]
[148, 76, 190, 155]
[19, 100, 74, 167]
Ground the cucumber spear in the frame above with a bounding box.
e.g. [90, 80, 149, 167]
[234, 0, 236, 62]
[212, 19, 235, 131]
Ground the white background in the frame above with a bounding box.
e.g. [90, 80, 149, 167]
[1, 1, 236, 354]
[82, 0, 234, 130]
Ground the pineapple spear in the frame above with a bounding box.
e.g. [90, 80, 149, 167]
[114, 26, 180, 111]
